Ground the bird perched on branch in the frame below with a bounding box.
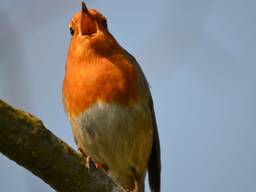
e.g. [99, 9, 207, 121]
[63, 2, 161, 192]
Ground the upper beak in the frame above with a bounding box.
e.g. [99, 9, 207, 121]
[82, 2, 89, 15]
[80, 1, 97, 36]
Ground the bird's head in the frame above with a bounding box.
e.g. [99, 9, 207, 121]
[69, 2, 109, 38]
[68, 2, 121, 57]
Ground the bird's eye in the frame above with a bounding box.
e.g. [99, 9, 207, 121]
[102, 19, 108, 29]
[70, 27, 75, 36]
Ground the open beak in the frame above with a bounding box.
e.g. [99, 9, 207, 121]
[80, 2, 97, 36]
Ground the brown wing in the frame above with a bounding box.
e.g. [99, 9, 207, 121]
[123, 48, 161, 191]
[148, 94, 161, 192]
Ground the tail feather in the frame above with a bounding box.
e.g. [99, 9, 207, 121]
[148, 127, 161, 192]
[148, 96, 161, 192]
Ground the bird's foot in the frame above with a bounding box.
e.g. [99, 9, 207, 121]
[78, 148, 108, 171]
[78, 148, 93, 169]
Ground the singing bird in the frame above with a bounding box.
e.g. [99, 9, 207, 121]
[63, 2, 161, 192]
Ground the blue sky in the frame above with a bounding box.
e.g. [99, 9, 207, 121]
[0, 0, 256, 191]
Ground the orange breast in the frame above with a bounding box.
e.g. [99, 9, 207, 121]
[63, 54, 139, 118]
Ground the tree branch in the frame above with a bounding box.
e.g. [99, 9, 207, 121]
[0, 99, 121, 192]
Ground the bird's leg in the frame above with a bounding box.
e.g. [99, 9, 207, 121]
[78, 147, 93, 169]
[131, 169, 144, 192]
[131, 179, 144, 192]
[78, 147, 108, 171]
[86, 156, 93, 169]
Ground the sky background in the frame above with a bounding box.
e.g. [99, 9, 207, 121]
[0, 0, 256, 191]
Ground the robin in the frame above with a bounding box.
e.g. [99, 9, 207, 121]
[63, 2, 161, 192]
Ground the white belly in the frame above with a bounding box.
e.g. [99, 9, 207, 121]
[73, 101, 153, 189]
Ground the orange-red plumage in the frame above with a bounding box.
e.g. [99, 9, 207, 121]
[63, 49, 139, 117]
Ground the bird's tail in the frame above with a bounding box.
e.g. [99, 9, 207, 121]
[148, 126, 161, 192]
